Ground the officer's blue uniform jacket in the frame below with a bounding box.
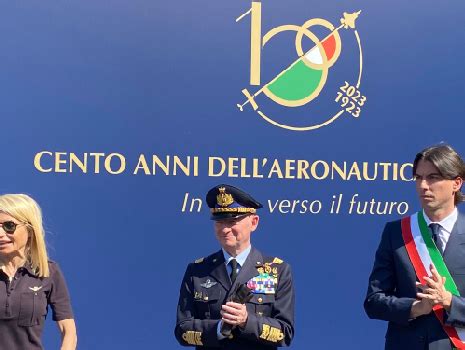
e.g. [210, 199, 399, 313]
[364, 211, 465, 350]
[175, 247, 294, 349]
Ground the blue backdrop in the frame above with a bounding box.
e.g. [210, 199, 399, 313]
[1, 0, 465, 348]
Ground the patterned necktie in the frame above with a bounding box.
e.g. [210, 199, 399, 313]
[429, 223, 444, 255]
[229, 259, 238, 284]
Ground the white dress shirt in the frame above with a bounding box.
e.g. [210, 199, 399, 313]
[423, 207, 458, 252]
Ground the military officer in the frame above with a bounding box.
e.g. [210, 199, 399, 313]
[175, 184, 295, 349]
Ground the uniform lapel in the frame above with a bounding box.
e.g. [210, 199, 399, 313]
[443, 211, 465, 266]
[209, 250, 231, 291]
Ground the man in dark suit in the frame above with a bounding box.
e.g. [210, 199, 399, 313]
[365, 144, 465, 349]
[175, 184, 294, 349]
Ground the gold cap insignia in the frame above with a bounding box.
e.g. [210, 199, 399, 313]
[216, 187, 234, 207]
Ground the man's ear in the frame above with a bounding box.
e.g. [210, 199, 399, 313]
[251, 215, 260, 231]
[453, 177, 463, 192]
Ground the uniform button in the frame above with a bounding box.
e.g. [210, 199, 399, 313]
[203, 296, 209, 301]
[258, 297, 263, 303]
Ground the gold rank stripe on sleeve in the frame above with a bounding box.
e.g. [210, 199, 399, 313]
[182, 331, 203, 346]
[259, 324, 284, 343]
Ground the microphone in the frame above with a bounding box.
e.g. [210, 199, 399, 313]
[221, 283, 253, 337]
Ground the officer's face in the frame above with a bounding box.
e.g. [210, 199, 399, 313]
[214, 214, 259, 254]
[415, 159, 463, 217]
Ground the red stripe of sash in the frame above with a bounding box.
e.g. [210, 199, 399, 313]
[401, 216, 465, 349]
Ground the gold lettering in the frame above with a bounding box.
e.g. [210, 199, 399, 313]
[284, 159, 295, 179]
[133, 154, 150, 175]
[252, 158, 264, 178]
[400, 163, 413, 181]
[347, 162, 361, 180]
[193, 156, 199, 176]
[208, 157, 225, 176]
[152, 155, 169, 175]
[379, 162, 391, 180]
[69, 153, 87, 173]
[268, 159, 283, 178]
[240, 158, 251, 178]
[34, 151, 53, 173]
[297, 160, 310, 179]
[89, 153, 104, 174]
[392, 162, 398, 181]
[331, 161, 346, 180]
[173, 156, 192, 176]
[54, 152, 67, 173]
[310, 160, 329, 180]
[104, 153, 125, 175]
[228, 157, 239, 177]
[362, 162, 377, 181]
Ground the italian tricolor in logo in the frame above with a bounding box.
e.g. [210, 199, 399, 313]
[262, 18, 342, 107]
[401, 212, 465, 349]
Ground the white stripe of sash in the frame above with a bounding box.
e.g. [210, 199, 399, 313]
[410, 213, 465, 342]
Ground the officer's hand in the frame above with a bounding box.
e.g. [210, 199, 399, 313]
[221, 302, 248, 328]
[416, 264, 452, 311]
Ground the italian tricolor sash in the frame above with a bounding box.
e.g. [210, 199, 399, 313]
[401, 211, 465, 349]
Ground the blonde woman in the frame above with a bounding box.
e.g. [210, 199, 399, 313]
[0, 194, 77, 350]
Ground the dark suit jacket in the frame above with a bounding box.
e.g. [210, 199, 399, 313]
[364, 211, 465, 350]
[175, 247, 295, 349]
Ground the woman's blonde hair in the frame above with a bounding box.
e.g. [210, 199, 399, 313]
[0, 194, 49, 277]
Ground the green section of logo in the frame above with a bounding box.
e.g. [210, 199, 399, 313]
[267, 61, 323, 101]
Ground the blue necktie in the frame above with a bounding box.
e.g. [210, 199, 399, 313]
[429, 223, 444, 255]
[229, 259, 238, 284]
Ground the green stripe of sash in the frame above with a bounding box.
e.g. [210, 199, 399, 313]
[418, 212, 460, 296]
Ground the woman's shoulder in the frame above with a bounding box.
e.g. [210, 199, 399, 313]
[47, 260, 65, 276]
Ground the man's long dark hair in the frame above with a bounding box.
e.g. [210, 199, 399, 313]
[413, 144, 465, 205]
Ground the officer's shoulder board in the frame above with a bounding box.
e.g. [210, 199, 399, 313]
[194, 251, 220, 264]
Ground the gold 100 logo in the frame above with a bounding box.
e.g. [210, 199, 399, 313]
[236, 2, 366, 131]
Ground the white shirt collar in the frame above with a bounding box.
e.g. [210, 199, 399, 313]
[423, 207, 458, 234]
[222, 245, 251, 267]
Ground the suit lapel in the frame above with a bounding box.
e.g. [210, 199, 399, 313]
[443, 211, 465, 266]
[209, 250, 231, 291]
